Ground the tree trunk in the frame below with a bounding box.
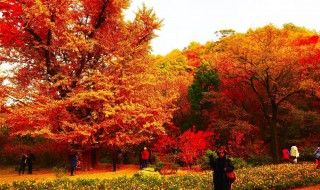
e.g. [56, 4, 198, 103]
[270, 121, 280, 163]
[270, 105, 280, 163]
[82, 152, 91, 171]
[82, 150, 100, 171]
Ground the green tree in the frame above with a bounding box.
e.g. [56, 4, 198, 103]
[188, 62, 220, 129]
[188, 62, 220, 111]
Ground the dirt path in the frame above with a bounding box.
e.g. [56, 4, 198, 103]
[294, 185, 320, 190]
[0, 164, 141, 183]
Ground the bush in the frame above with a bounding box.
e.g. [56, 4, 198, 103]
[52, 166, 67, 179]
[134, 168, 162, 179]
[171, 163, 179, 170]
[230, 157, 247, 168]
[200, 149, 246, 169]
[152, 161, 165, 171]
[200, 149, 217, 170]
[299, 146, 317, 161]
[247, 154, 272, 166]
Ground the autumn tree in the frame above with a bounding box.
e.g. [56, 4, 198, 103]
[0, 0, 178, 168]
[216, 24, 320, 162]
[153, 49, 195, 131]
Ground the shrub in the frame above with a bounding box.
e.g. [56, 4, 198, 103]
[52, 166, 67, 179]
[247, 154, 272, 166]
[152, 161, 165, 171]
[200, 149, 217, 170]
[230, 157, 247, 168]
[299, 146, 317, 161]
[200, 149, 246, 169]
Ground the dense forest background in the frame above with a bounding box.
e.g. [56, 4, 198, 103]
[0, 0, 319, 168]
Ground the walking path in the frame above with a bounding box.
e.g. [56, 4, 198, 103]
[0, 164, 140, 183]
[294, 185, 320, 190]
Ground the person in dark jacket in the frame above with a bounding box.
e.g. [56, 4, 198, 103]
[18, 153, 27, 175]
[139, 148, 143, 170]
[113, 150, 119, 172]
[209, 146, 235, 190]
[70, 153, 77, 176]
[27, 151, 35, 174]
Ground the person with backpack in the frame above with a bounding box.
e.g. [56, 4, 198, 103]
[282, 147, 290, 163]
[314, 143, 320, 169]
[290, 145, 300, 164]
[209, 146, 235, 190]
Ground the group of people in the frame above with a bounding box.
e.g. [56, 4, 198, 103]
[18, 151, 35, 175]
[17, 144, 320, 190]
[282, 145, 300, 163]
[111, 147, 151, 172]
[282, 144, 320, 170]
[68, 147, 152, 176]
[205, 144, 320, 190]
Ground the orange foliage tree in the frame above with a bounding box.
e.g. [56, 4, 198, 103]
[0, 0, 178, 167]
[216, 24, 320, 162]
[153, 49, 195, 131]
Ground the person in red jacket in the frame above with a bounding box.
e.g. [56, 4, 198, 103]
[141, 147, 150, 169]
[282, 147, 290, 163]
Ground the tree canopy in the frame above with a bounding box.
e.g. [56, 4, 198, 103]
[0, 0, 178, 151]
[216, 24, 320, 162]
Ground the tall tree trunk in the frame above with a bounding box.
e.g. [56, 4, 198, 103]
[270, 120, 280, 163]
[82, 152, 92, 171]
[82, 150, 99, 170]
[270, 104, 280, 163]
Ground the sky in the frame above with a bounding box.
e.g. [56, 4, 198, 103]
[125, 0, 320, 55]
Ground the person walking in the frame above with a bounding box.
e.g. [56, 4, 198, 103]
[209, 146, 235, 190]
[141, 147, 150, 169]
[70, 153, 77, 176]
[314, 143, 320, 169]
[27, 151, 35, 174]
[113, 150, 119, 172]
[282, 147, 290, 163]
[18, 153, 27, 175]
[290, 145, 300, 163]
